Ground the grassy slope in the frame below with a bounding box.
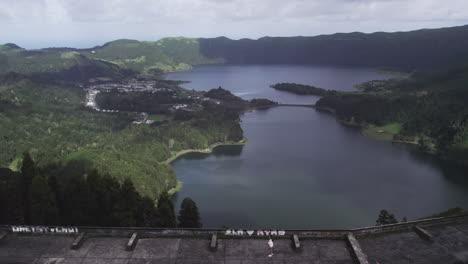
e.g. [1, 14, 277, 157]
[363, 123, 402, 141]
[82, 38, 223, 73]
[0, 80, 239, 199]
[0, 38, 223, 76]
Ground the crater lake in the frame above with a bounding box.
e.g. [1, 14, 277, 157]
[166, 65, 468, 229]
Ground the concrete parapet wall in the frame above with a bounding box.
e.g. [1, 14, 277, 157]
[1, 215, 467, 239]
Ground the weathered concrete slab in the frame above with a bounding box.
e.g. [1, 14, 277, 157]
[316, 240, 353, 262]
[41, 235, 89, 258]
[225, 239, 275, 260]
[0, 256, 37, 264]
[0, 234, 52, 258]
[429, 224, 468, 250]
[80, 258, 129, 264]
[455, 222, 468, 235]
[359, 231, 457, 264]
[174, 259, 224, 264]
[82, 237, 132, 259]
[1, 217, 468, 264]
[287, 240, 319, 259]
[177, 238, 225, 260]
[36, 258, 83, 264]
[128, 259, 175, 264]
[131, 238, 180, 259]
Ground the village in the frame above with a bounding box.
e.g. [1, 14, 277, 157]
[84, 79, 222, 125]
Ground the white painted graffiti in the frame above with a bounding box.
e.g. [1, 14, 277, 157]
[11, 226, 79, 233]
[225, 230, 286, 236]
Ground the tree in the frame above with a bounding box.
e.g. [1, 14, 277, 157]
[113, 178, 140, 226]
[0, 168, 25, 224]
[21, 152, 36, 224]
[47, 175, 63, 223]
[97, 173, 122, 226]
[61, 176, 92, 225]
[137, 197, 159, 227]
[157, 192, 176, 227]
[178, 197, 202, 228]
[376, 209, 398, 226]
[31, 175, 58, 225]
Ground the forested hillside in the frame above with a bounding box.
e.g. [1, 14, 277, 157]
[2, 25, 468, 80]
[0, 155, 204, 227]
[199, 25, 468, 69]
[0, 77, 244, 200]
[316, 64, 468, 163]
[81, 38, 223, 73]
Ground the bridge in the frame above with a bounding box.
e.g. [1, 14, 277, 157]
[1, 215, 468, 263]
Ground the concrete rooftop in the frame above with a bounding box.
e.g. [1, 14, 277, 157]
[1, 216, 468, 264]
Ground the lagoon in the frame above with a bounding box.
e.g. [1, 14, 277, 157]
[166, 65, 468, 229]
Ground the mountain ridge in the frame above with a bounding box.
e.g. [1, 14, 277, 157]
[1, 24, 468, 80]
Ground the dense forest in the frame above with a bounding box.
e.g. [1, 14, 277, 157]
[199, 25, 468, 69]
[316, 64, 468, 163]
[0, 153, 201, 227]
[0, 77, 244, 200]
[271, 82, 332, 96]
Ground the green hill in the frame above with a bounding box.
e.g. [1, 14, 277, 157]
[0, 38, 223, 80]
[81, 37, 223, 73]
[2, 25, 468, 79]
[0, 77, 244, 199]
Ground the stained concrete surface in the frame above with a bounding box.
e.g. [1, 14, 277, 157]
[0, 235, 353, 264]
[1, 221, 468, 264]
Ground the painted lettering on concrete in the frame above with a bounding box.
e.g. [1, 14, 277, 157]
[225, 230, 286, 236]
[11, 226, 79, 233]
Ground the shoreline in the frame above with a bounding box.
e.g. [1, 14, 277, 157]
[318, 107, 419, 146]
[163, 138, 247, 165]
[164, 138, 247, 196]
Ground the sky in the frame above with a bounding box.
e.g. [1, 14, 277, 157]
[1, 0, 468, 49]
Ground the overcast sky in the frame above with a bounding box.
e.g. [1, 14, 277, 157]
[2, 0, 468, 49]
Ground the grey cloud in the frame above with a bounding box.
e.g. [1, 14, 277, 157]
[0, 0, 467, 48]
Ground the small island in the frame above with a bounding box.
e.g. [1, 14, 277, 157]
[270, 82, 332, 96]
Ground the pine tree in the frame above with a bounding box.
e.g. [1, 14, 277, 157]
[157, 192, 176, 227]
[117, 179, 140, 226]
[137, 197, 159, 227]
[21, 152, 36, 224]
[31, 175, 58, 225]
[0, 168, 24, 224]
[178, 197, 202, 228]
[376, 209, 398, 226]
[47, 175, 63, 223]
[62, 176, 92, 225]
[85, 170, 106, 226]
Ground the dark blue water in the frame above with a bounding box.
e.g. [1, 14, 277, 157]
[166, 65, 468, 229]
[167, 64, 391, 104]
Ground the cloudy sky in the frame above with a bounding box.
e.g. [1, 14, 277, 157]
[2, 0, 468, 49]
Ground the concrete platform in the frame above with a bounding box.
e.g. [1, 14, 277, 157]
[0, 216, 468, 263]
